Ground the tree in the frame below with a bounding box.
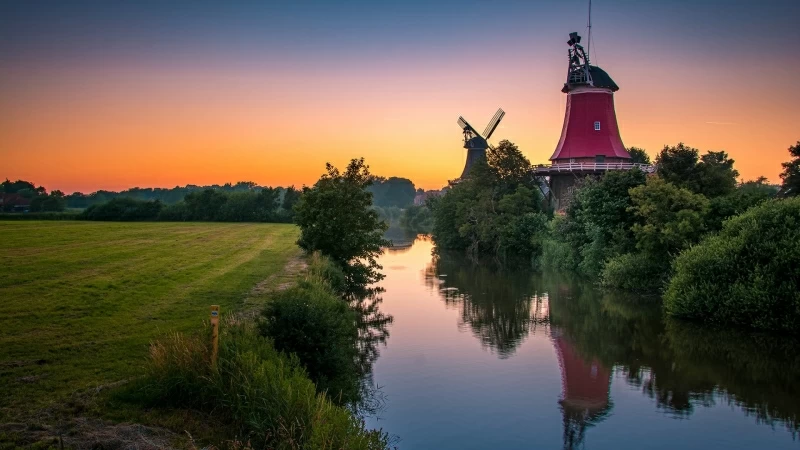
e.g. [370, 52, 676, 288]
[779, 141, 800, 196]
[628, 177, 709, 259]
[695, 150, 739, 198]
[627, 147, 651, 165]
[665, 197, 800, 333]
[431, 141, 546, 259]
[655, 143, 738, 198]
[655, 143, 700, 192]
[368, 177, 416, 208]
[706, 177, 777, 231]
[282, 185, 301, 211]
[294, 158, 389, 289]
[568, 169, 648, 275]
[486, 140, 537, 193]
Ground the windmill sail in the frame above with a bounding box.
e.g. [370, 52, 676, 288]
[483, 108, 505, 139]
[457, 116, 480, 138]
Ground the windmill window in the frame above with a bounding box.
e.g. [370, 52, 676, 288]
[594, 121, 601, 131]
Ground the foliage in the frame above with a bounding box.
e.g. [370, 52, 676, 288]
[368, 177, 416, 208]
[655, 143, 739, 198]
[79, 188, 292, 223]
[600, 251, 669, 292]
[29, 190, 66, 212]
[282, 185, 302, 220]
[399, 205, 433, 233]
[665, 197, 800, 333]
[541, 169, 647, 276]
[135, 321, 389, 449]
[0, 221, 300, 415]
[538, 218, 580, 271]
[63, 181, 282, 209]
[706, 178, 777, 231]
[779, 141, 800, 197]
[80, 197, 164, 221]
[628, 177, 709, 259]
[373, 206, 403, 227]
[1, 179, 64, 212]
[627, 147, 651, 164]
[430, 140, 547, 260]
[259, 274, 360, 404]
[0, 179, 45, 197]
[0, 211, 80, 220]
[294, 158, 389, 289]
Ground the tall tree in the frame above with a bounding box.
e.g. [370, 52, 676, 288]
[779, 141, 800, 196]
[627, 147, 651, 165]
[294, 158, 390, 289]
[655, 143, 738, 198]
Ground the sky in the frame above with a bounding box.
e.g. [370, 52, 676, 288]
[1, 0, 799, 193]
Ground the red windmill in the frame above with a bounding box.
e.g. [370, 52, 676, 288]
[551, 328, 612, 449]
[534, 32, 654, 210]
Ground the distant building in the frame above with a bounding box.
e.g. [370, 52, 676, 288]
[413, 190, 442, 206]
[0, 193, 32, 212]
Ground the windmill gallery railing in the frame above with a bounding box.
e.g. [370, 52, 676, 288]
[531, 162, 656, 175]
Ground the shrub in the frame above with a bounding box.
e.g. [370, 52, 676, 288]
[137, 320, 388, 449]
[600, 252, 669, 292]
[157, 201, 190, 221]
[259, 274, 361, 404]
[665, 197, 800, 333]
[0, 212, 80, 220]
[80, 197, 163, 221]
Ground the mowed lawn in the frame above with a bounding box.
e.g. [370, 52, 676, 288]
[0, 221, 300, 417]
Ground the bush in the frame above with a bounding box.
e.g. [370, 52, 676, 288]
[0, 212, 80, 220]
[157, 201, 190, 221]
[80, 197, 163, 221]
[136, 320, 388, 449]
[665, 197, 800, 333]
[259, 270, 360, 404]
[600, 252, 669, 292]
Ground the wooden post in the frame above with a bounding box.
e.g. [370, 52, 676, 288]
[210, 305, 220, 366]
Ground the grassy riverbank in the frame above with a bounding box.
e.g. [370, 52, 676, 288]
[0, 221, 301, 418]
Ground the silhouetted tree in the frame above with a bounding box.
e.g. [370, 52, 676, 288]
[780, 141, 800, 197]
[294, 158, 390, 290]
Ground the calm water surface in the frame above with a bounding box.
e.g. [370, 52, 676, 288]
[363, 236, 800, 449]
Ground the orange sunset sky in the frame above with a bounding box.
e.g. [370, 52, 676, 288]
[1, 1, 798, 193]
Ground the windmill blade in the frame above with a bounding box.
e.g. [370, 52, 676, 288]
[457, 116, 480, 137]
[483, 108, 505, 139]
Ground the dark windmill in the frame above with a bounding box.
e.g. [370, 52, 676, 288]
[455, 108, 505, 180]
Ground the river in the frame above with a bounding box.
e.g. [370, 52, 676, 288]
[362, 235, 800, 449]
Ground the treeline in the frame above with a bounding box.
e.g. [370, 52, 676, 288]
[80, 187, 301, 222]
[0, 179, 66, 212]
[69, 176, 417, 210]
[429, 140, 800, 333]
[65, 181, 274, 208]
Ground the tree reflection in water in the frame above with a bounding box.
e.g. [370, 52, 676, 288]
[346, 283, 393, 414]
[423, 249, 800, 446]
[424, 251, 550, 358]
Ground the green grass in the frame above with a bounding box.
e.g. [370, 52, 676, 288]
[0, 221, 300, 418]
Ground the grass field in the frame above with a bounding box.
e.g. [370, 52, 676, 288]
[0, 221, 300, 419]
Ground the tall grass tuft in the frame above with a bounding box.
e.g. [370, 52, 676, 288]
[139, 319, 389, 449]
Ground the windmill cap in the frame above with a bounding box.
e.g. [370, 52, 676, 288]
[563, 65, 619, 93]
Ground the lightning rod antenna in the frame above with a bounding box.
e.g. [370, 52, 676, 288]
[587, 0, 592, 62]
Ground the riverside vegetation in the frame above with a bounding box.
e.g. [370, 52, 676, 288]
[427, 140, 800, 333]
[1, 158, 394, 448]
[114, 158, 394, 448]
